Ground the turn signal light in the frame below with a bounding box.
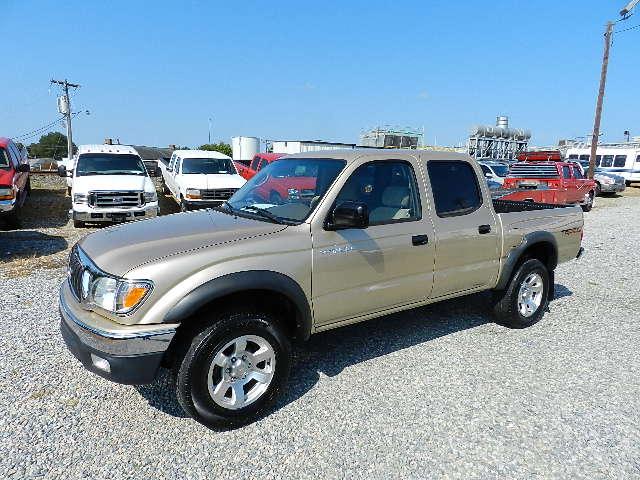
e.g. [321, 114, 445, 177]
[121, 286, 149, 310]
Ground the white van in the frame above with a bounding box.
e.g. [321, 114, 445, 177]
[566, 145, 640, 185]
[59, 145, 159, 227]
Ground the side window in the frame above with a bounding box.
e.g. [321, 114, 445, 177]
[176, 157, 182, 174]
[480, 164, 491, 175]
[613, 155, 627, 167]
[8, 143, 20, 167]
[0, 148, 10, 168]
[574, 167, 584, 179]
[250, 156, 261, 171]
[636, 155, 640, 163]
[257, 159, 267, 171]
[334, 160, 421, 225]
[427, 161, 482, 218]
[601, 155, 613, 167]
[568, 154, 579, 159]
[596, 155, 602, 167]
[562, 166, 571, 178]
[579, 154, 590, 161]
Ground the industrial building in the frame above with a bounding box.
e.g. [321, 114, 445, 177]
[270, 140, 356, 155]
[360, 126, 423, 149]
[467, 116, 531, 160]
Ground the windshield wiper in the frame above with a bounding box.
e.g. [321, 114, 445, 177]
[240, 205, 285, 224]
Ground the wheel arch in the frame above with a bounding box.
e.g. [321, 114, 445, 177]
[163, 270, 313, 342]
[495, 231, 558, 291]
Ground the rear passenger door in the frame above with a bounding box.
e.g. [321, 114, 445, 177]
[426, 160, 500, 297]
[312, 157, 436, 326]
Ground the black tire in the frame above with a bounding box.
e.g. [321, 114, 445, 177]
[594, 182, 601, 196]
[175, 311, 292, 430]
[73, 219, 85, 228]
[162, 181, 170, 194]
[492, 258, 550, 329]
[180, 199, 189, 212]
[67, 186, 72, 196]
[581, 191, 594, 212]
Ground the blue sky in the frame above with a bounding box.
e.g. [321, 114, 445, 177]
[3, 0, 639, 149]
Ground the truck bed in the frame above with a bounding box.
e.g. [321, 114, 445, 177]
[492, 198, 571, 214]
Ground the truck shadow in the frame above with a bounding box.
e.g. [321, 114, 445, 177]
[136, 285, 573, 421]
[0, 231, 68, 260]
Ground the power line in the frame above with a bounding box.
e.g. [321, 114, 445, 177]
[13, 117, 66, 140]
[614, 23, 640, 33]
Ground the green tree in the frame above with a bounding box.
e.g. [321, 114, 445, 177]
[27, 132, 76, 159]
[199, 142, 232, 157]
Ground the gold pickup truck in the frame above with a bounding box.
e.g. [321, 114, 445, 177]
[59, 150, 584, 429]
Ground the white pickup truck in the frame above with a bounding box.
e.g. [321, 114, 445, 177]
[159, 149, 246, 211]
[58, 144, 159, 227]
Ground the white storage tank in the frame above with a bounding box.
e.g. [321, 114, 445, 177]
[232, 136, 260, 161]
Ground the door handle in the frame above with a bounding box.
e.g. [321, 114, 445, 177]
[478, 224, 491, 234]
[412, 234, 429, 246]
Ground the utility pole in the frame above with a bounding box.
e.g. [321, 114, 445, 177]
[50, 78, 80, 160]
[588, 22, 613, 179]
[208, 117, 212, 144]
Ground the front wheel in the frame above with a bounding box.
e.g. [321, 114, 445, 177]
[175, 312, 291, 430]
[492, 258, 550, 329]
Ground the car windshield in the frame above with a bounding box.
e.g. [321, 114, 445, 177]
[0, 148, 9, 169]
[225, 158, 346, 224]
[491, 164, 509, 177]
[75, 153, 146, 176]
[182, 157, 235, 174]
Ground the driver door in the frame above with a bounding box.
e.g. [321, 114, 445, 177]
[311, 157, 435, 327]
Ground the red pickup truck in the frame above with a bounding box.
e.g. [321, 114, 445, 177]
[0, 137, 31, 226]
[500, 157, 596, 211]
[235, 153, 285, 180]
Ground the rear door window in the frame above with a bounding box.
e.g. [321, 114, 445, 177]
[613, 155, 627, 167]
[574, 167, 584, 179]
[601, 155, 614, 167]
[427, 161, 482, 217]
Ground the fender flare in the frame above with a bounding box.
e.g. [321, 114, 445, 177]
[163, 270, 312, 341]
[495, 231, 558, 291]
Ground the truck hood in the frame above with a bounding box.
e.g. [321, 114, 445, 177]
[180, 173, 246, 190]
[79, 210, 287, 276]
[72, 174, 154, 194]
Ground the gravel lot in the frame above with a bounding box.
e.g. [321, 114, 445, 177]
[1, 178, 639, 479]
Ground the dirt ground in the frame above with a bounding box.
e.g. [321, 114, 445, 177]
[0, 174, 178, 277]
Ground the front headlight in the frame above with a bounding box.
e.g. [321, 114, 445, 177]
[0, 186, 16, 200]
[185, 188, 201, 199]
[73, 193, 88, 204]
[83, 272, 153, 314]
[601, 177, 614, 185]
[144, 190, 158, 203]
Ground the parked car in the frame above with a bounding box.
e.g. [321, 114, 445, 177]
[159, 150, 246, 212]
[478, 160, 509, 185]
[0, 137, 31, 226]
[59, 149, 585, 429]
[501, 159, 597, 211]
[58, 144, 158, 228]
[235, 153, 285, 180]
[571, 160, 625, 196]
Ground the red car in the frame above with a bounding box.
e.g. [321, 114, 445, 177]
[235, 153, 285, 180]
[500, 155, 596, 211]
[0, 137, 31, 226]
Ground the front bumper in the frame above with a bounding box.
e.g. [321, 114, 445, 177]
[59, 282, 177, 385]
[71, 202, 159, 222]
[0, 198, 17, 214]
[599, 183, 625, 193]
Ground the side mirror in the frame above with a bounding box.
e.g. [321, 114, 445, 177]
[326, 201, 369, 230]
[57, 165, 67, 177]
[18, 163, 31, 173]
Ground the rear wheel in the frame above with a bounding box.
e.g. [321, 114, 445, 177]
[174, 311, 291, 430]
[581, 191, 594, 212]
[492, 258, 550, 329]
[162, 180, 170, 194]
[180, 198, 189, 212]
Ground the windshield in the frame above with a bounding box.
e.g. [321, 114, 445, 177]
[75, 153, 146, 176]
[0, 148, 9, 169]
[490, 164, 509, 177]
[182, 157, 235, 174]
[226, 158, 346, 224]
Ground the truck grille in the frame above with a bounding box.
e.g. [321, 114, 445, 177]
[201, 189, 238, 201]
[89, 191, 143, 208]
[68, 246, 84, 301]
